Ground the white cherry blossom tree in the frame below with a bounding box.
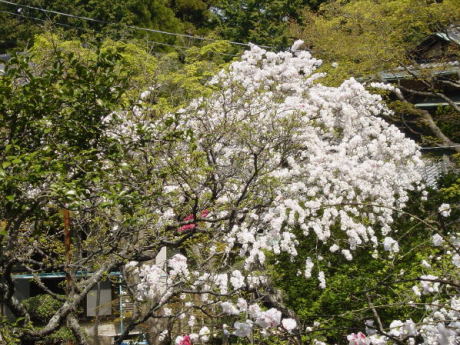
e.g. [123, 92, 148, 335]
[119, 41, 428, 344]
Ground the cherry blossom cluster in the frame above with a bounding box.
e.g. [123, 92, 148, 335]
[126, 40, 428, 342]
[127, 254, 189, 301]
[353, 296, 460, 345]
[174, 327, 211, 344]
[181, 40, 424, 282]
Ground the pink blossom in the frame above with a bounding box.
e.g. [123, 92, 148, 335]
[347, 332, 369, 345]
[179, 334, 192, 345]
[178, 223, 197, 232]
[178, 210, 210, 232]
[184, 214, 194, 221]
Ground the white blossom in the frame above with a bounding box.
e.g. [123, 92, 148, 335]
[125, 42, 426, 343]
[282, 318, 297, 332]
[237, 298, 248, 312]
[254, 308, 282, 328]
[305, 257, 314, 278]
[291, 40, 305, 52]
[230, 270, 246, 290]
[158, 330, 168, 342]
[329, 244, 340, 253]
[234, 321, 253, 337]
[199, 326, 211, 342]
[188, 315, 196, 327]
[221, 302, 240, 315]
[342, 249, 353, 261]
[452, 254, 460, 268]
[168, 254, 189, 279]
[420, 275, 440, 294]
[421, 259, 431, 268]
[438, 203, 451, 217]
[432, 234, 444, 247]
[383, 237, 399, 253]
[318, 271, 326, 289]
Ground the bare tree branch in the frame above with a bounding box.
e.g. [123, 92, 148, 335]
[393, 88, 460, 152]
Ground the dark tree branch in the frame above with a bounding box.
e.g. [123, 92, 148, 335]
[393, 88, 460, 152]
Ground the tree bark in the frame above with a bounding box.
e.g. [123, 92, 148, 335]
[393, 88, 460, 152]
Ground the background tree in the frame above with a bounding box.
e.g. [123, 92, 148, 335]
[211, 0, 326, 48]
[0, 33, 237, 344]
[0, 0, 185, 51]
[0, 0, 333, 52]
[291, 0, 460, 151]
[0, 48, 134, 344]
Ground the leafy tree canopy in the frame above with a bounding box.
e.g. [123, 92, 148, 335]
[0, 0, 330, 52]
[0, 0, 184, 51]
[212, 0, 326, 48]
[28, 33, 234, 107]
[291, 0, 460, 81]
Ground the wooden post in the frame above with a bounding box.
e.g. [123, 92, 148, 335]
[63, 209, 74, 345]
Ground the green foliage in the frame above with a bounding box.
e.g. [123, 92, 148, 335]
[0, 0, 329, 52]
[0, 48, 128, 266]
[21, 295, 75, 344]
[272, 245, 426, 343]
[39, 326, 75, 345]
[0, 317, 22, 345]
[171, 0, 212, 29]
[0, 10, 43, 52]
[152, 39, 234, 111]
[28, 33, 232, 109]
[29, 32, 160, 93]
[292, 0, 460, 80]
[0, 0, 185, 51]
[212, 0, 326, 48]
[0, 36, 232, 342]
[124, 0, 184, 41]
[22, 294, 62, 321]
[0, 44, 139, 344]
[438, 167, 460, 204]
